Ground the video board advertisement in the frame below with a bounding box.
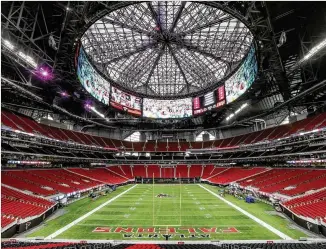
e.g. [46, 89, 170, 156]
[225, 46, 258, 104]
[110, 86, 142, 116]
[77, 47, 110, 105]
[143, 98, 192, 119]
[193, 85, 226, 115]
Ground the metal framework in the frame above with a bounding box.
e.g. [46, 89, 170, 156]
[1, 1, 325, 133]
[81, 1, 253, 98]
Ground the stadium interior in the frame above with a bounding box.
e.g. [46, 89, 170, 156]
[1, 1, 326, 249]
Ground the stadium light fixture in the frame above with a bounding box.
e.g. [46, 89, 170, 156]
[226, 103, 248, 121]
[36, 66, 53, 80]
[300, 38, 326, 63]
[90, 106, 105, 118]
[3, 39, 14, 50]
[2, 39, 40, 69]
[60, 91, 69, 97]
[18, 51, 38, 68]
[41, 70, 48, 77]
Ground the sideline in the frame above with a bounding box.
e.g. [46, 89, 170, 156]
[198, 184, 292, 240]
[45, 184, 138, 239]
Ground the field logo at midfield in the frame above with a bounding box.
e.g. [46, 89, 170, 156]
[156, 193, 173, 198]
[93, 227, 239, 238]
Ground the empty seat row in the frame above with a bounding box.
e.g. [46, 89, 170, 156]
[2, 169, 104, 197]
[283, 189, 326, 220]
[283, 189, 326, 207]
[2, 186, 53, 207]
[2, 110, 326, 152]
[68, 168, 128, 184]
[238, 168, 326, 197]
[1, 243, 75, 249]
[1, 216, 16, 228]
[208, 167, 268, 184]
[1, 198, 49, 219]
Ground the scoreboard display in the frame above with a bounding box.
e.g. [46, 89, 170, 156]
[143, 98, 192, 119]
[110, 86, 142, 116]
[193, 85, 226, 115]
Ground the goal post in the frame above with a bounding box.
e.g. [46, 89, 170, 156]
[179, 173, 182, 226]
[151, 173, 183, 227]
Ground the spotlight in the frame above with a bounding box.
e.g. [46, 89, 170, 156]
[90, 106, 105, 118]
[41, 70, 48, 76]
[84, 100, 93, 110]
[300, 38, 326, 63]
[18, 51, 38, 68]
[37, 66, 53, 80]
[226, 103, 249, 121]
[3, 40, 14, 50]
[60, 91, 69, 97]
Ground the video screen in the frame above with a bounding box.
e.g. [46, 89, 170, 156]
[143, 98, 192, 119]
[193, 85, 226, 115]
[77, 47, 110, 105]
[110, 86, 142, 116]
[225, 46, 258, 104]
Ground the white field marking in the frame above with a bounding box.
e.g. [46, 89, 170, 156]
[129, 207, 136, 211]
[199, 184, 292, 240]
[45, 184, 137, 239]
[199, 207, 205, 210]
[124, 214, 130, 218]
[135, 202, 140, 205]
[154, 214, 183, 216]
[205, 214, 212, 218]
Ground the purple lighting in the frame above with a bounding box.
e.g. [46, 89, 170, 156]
[84, 100, 93, 110]
[60, 91, 69, 97]
[41, 70, 48, 76]
[36, 66, 53, 80]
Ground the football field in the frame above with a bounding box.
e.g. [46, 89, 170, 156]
[28, 184, 306, 240]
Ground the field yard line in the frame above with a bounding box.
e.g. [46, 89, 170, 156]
[199, 184, 292, 240]
[45, 184, 137, 239]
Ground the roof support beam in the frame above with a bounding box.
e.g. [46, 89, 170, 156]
[102, 42, 159, 66]
[143, 44, 166, 94]
[101, 16, 156, 39]
[167, 44, 190, 93]
[170, 40, 231, 68]
[147, 2, 163, 33]
[169, 2, 186, 33]
[179, 15, 234, 36]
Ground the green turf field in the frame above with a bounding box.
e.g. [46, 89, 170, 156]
[28, 184, 306, 240]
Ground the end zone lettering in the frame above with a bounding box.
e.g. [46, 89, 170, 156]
[123, 234, 210, 239]
[93, 227, 239, 236]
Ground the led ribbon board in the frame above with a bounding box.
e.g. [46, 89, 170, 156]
[193, 85, 226, 115]
[110, 86, 142, 116]
[77, 47, 110, 105]
[225, 46, 258, 104]
[143, 98, 192, 119]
